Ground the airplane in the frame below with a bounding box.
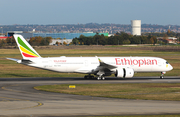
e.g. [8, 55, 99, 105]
[7, 34, 173, 80]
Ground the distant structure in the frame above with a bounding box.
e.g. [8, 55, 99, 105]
[7, 31, 33, 39]
[33, 32, 108, 39]
[7, 31, 108, 39]
[157, 37, 177, 44]
[131, 20, 141, 36]
[6, 31, 109, 45]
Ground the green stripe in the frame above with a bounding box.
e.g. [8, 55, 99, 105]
[18, 37, 39, 57]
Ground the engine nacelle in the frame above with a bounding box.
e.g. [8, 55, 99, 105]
[115, 68, 134, 78]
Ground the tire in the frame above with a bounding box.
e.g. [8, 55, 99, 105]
[102, 77, 105, 80]
[97, 77, 101, 80]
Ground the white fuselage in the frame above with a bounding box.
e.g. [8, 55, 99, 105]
[23, 56, 173, 74]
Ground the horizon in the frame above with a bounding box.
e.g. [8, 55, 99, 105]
[0, 23, 179, 26]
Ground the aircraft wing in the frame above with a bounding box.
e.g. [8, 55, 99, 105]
[75, 58, 117, 74]
[95, 58, 117, 71]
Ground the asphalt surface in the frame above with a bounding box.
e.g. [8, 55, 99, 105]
[1, 76, 180, 116]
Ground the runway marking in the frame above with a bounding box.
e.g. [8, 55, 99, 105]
[0, 96, 43, 110]
[9, 101, 43, 110]
[0, 96, 29, 101]
[0, 86, 44, 111]
[1, 84, 21, 92]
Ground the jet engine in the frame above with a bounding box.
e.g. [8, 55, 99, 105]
[115, 68, 134, 78]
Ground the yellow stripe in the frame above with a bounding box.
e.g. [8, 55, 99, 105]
[20, 46, 38, 57]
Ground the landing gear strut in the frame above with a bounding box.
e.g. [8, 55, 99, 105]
[160, 72, 166, 79]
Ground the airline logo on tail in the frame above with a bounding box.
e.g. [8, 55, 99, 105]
[17, 36, 40, 58]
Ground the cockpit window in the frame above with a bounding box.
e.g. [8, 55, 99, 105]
[166, 61, 169, 64]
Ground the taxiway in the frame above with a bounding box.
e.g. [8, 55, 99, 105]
[1, 77, 180, 116]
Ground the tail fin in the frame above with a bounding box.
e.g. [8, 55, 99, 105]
[13, 34, 41, 59]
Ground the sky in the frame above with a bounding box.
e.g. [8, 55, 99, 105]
[0, 0, 180, 25]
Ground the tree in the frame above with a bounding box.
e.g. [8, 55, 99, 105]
[55, 41, 59, 45]
[0, 40, 6, 47]
[6, 36, 16, 46]
[72, 38, 79, 45]
[130, 36, 141, 44]
[29, 36, 52, 46]
[162, 34, 168, 44]
[152, 36, 157, 45]
[63, 41, 67, 45]
[167, 29, 176, 37]
[29, 36, 43, 46]
[167, 29, 171, 34]
[150, 37, 154, 45]
[123, 39, 130, 44]
[41, 37, 52, 45]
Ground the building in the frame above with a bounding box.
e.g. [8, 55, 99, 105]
[50, 39, 73, 45]
[7, 31, 108, 39]
[33, 33, 108, 39]
[0, 36, 8, 40]
[157, 37, 177, 44]
[6, 31, 108, 45]
[131, 20, 141, 36]
[7, 31, 33, 39]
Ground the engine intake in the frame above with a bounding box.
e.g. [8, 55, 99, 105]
[115, 68, 134, 78]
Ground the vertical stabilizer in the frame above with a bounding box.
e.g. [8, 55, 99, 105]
[13, 34, 41, 59]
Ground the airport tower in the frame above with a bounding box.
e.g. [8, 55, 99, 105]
[131, 20, 141, 36]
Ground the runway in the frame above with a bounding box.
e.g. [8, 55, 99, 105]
[1, 76, 180, 116]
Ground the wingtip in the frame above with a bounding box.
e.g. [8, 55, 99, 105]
[98, 58, 102, 62]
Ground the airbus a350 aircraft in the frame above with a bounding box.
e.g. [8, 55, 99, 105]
[7, 34, 173, 80]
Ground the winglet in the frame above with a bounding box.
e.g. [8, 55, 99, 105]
[98, 58, 117, 69]
[98, 58, 102, 62]
[13, 34, 41, 59]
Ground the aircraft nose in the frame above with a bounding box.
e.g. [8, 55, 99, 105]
[169, 64, 173, 71]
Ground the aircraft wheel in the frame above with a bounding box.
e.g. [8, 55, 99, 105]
[160, 76, 164, 79]
[101, 77, 105, 80]
[97, 77, 101, 80]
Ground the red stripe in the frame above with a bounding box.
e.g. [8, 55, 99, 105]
[22, 52, 37, 58]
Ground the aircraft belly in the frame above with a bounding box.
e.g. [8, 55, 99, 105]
[133, 65, 152, 72]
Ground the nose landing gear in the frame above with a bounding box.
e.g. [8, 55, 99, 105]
[160, 72, 166, 79]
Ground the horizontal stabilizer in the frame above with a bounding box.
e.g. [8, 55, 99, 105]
[6, 58, 20, 62]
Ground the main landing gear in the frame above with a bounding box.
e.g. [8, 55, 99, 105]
[160, 72, 166, 79]
[84, 74, 94, 79]
[84, 74, 105, 80]
[97, 75, 105, 80]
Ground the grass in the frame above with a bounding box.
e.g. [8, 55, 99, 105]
[0, 45, 180, 78]
[34, 83, 180, 101]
